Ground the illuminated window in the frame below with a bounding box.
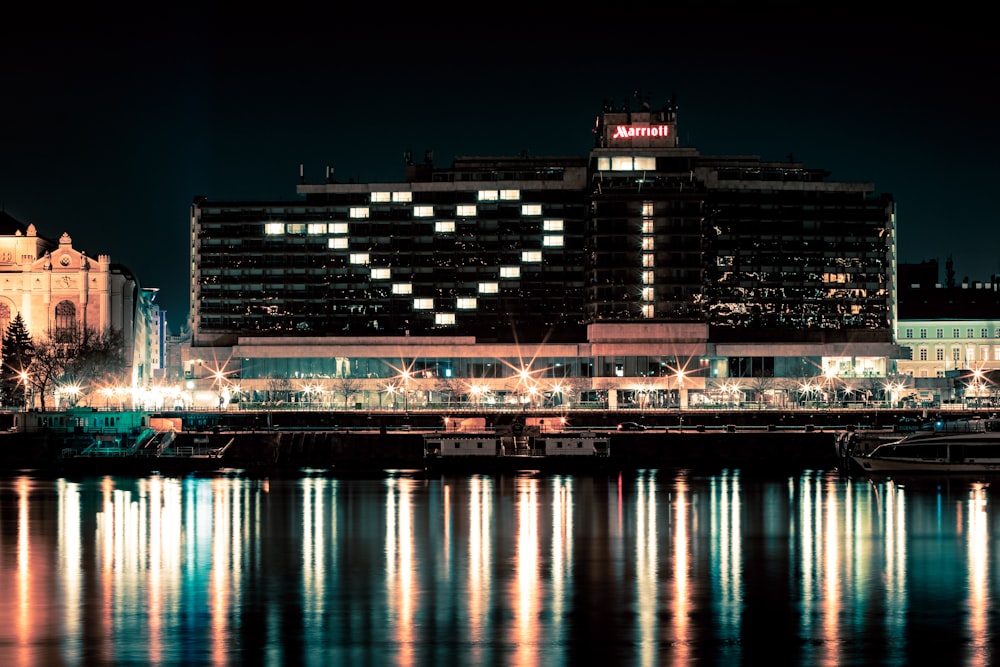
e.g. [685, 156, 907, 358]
[641, 220, 653, 234]
[641, 304, 654, 318]
[543, 219, 563, 231]
[995, 347, 1000, 361]
[392, 191, 412, 203]
[265, 222, 285, 235]
[435, 313, 455, 325]
[286, 223, 305, 234]
[329, 222, 348, 234]
[500, 266, 520, 278]
[641, 287, 654, 301]
[349, 253, 370, 265]
[478, 282, 498, 293]
[307, 223, 327, 234]
[521, 251, 542, 263]
[500, 189, 520, 200]
[634, 157, 655, 170]
[641, 237, 654, 250]
[543, 235, 563, 247]
[521, 204, 542, 216]
[456, 204, 477, 217]
[328, 238, 348, 249]
[414, 206, 434, 217]
[371, 192, 391, 203]
[477, 190, 499, 201]
[371, 268, 391, 280]
[392, 283, 412, 295]
[457, 297, 477, 309]
[435, 220, 455, 233]
[642, 202, 654, 216]
[611, 157, 633, 170]
[642, 271, 654, 285]
[349, 207, 369, 219]
[414, 298, 434, 310]
[642, 253, 655, 267]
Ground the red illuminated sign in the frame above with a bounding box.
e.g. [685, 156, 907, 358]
[611, 125, 670, 139]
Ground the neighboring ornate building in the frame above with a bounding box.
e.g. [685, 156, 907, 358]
[0, 211, 141, 381]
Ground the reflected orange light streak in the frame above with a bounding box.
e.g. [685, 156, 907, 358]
[822, 476, 841, 666]
[514, 478, 540, 667]
[672, 476, 690, 664]
[16, 477, 31, 667]
[967, 484, 989, 667]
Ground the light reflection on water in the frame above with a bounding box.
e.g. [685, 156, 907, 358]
[0, 469, 996, 665]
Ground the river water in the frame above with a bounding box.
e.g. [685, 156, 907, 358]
[0, 466, 996, 666]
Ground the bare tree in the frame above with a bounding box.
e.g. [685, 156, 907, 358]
[333, 376, 360, 408]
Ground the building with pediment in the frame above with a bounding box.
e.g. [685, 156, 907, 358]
[0, 211, 146, 390]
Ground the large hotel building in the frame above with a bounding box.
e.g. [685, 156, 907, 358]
[188, 99, 899, 410]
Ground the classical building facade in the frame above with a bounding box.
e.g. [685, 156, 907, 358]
[0, 211, 143, 399]
[185, 99, 900, 410]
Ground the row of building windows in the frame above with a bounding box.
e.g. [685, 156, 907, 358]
[906, 345, 1000, 362]
[904, 328, 1000, 339]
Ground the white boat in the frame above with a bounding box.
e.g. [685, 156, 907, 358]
[852, 426, 1000, 474]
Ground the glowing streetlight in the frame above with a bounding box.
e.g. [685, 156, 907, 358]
[18, 371, 30, 409]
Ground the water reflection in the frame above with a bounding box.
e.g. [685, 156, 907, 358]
[2, 470, 1000, 665]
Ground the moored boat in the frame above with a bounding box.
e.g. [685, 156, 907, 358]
[852, 420, 1000, 474]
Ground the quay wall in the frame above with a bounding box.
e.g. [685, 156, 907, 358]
[0, 428, 840, 472]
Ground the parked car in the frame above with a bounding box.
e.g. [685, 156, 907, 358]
[617, 421, 646, 431]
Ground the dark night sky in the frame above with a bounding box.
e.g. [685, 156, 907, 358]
[2, 8, 995, 331]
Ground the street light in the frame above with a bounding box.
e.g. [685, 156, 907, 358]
[18, 371, 30, 409]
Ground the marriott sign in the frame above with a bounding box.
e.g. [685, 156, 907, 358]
[611, 124, 670, 139]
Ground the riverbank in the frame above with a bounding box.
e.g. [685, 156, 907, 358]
[0, 426, 842, 475]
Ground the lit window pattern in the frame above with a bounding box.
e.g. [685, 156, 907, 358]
[642, 304, 654, 318]
[349, 207, 369, 219]
[286, 223, 305, 234]
[500, 266, 520, 278]
[392, 191, 412, 203]
[457, 297, 477, 309]
[521, 204, 542, 216]
[265, 222, 284, 235]
[435, 221, 455, 233]
[500, 190, 520, 200]
[521, 251, 542, 263]
[414, 298, 434, 310]
[641, 237, 654, 251]
[371, 192, 390, 202]
[641, 220, 653, 234]
[479, 282, 499, 293]
[642, 202, 654, 216]
[435, 313, 455, 325]
[349, 253, 370, 265]
[330, 222, 348, 234]
[543, 219, 563, 231]
[414, 206, 434, 217]
[328, 238, 348, 249]
[642, 253, 655, 267]
[543, 236, 563, 247]
[307, 223, 327, 234]
[478, 190, 499, 201]
[598, 156, 657, 171]
[456, 205, 477, 217]
[392, 283, 412, 295]
[641, 287, 654, 301]
[642, 271, 654, 285]
[371, 268, 391, 280]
